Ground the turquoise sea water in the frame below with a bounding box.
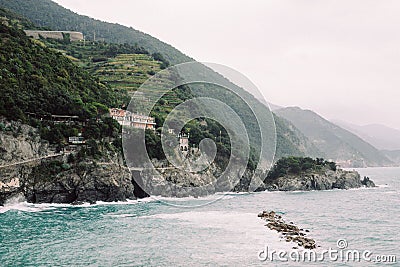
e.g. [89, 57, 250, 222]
[0, 167, 399, 266]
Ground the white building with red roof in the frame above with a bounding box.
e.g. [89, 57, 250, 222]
[109, 108, 156, 130]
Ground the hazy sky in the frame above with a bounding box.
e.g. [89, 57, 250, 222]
[54, 0, 400, 130]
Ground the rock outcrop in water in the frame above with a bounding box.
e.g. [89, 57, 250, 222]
[258, 210, 317, 249]
[262, 168, 375, 191]
[257, 157, 376, 192]
[361, 176, 375, 187]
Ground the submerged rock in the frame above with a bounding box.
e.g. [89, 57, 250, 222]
[361, 176, 376, 187]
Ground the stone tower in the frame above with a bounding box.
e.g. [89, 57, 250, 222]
[179, 133, 189, 156]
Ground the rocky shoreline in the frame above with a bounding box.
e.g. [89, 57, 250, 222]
[0, 120, 136, 206]
[0, 121, 377, 206]
[258, 210, 317, 250]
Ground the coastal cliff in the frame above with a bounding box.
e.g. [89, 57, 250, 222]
[0, 120, 135, 205]
[0, 121, 375, 206]
[135, 158, 253, 198]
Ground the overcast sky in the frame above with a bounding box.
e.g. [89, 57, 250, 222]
[54, 0, 400, 130]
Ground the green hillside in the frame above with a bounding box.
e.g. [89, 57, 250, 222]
[93, 53, 163, 92]
[275, 107, 393, 167]
[0, 11, 238, 169]
[0, 1, 325, 168]
[273, 114, 322, 158]
[42, 38, 194, 126]
[44, 39, 164, 101]
[0, 7, 37, 29]
[0, 17, 127, 149]
[0, 22, 118, 122]
[0, 0, 192, 65]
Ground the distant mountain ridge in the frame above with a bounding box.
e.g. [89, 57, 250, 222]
[381, 150, 400, 165]
[275, 107, 393, 167]
[332, 120, 400, 151]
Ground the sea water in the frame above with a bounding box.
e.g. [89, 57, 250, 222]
[0, 167, 399, 266]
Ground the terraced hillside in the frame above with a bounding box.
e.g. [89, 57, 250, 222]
[43, 39, 187, 115]
[97, 54, 162, 92]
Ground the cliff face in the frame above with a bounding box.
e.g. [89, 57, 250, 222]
[0, 120, 47, 205]
[0, 120, 50, 165]
[0, 120, 135, 205]
[24, 160, 135, 204]
[134, 157, 251, 198]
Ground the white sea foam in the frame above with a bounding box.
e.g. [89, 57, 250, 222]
[0, 194, 40, 213]
[223, 191, 250, 195]
[376, 184, 390, 188]
[104, 213, 138, 218]
[149, 192, 238, 207]
[0, 194, 235, 213]
[95, 198, 152, 206]
[149, 210, 296, 251]
[0, 197, 163, 213]
[0, 201, 53, 213]
[0, 183, 385, 214]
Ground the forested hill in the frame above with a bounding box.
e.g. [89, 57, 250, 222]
[0, 7, 38, 29]
[0, 0, 193, 65]
[0, 21, 119, 122]
[0, 1, 327, 162]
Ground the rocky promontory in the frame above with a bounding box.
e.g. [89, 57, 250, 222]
[261, 157, 375, 191]
[264, 169, 375, 191]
